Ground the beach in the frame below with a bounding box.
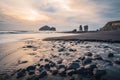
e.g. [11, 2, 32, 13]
[0, 31, 120, 80]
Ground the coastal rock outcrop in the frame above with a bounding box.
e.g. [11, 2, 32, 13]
[39, 25, 56, 31]
[101, 20, 120, 31]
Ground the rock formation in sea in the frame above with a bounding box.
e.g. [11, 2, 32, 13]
[101, 20, 120, 31]
[39, 25, 56, 31]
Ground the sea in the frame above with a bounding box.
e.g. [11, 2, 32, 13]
[0, 30, 75, 44]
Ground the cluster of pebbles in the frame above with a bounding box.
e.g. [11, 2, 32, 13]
[2, 41, 120, 80]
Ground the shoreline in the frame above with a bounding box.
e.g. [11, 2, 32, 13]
[43, 30, 120, 43]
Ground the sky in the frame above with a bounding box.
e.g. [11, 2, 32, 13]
[0, 0, 120, 31]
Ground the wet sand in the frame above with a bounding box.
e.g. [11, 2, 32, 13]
[0, 32, 120, 80]
[44, 30, 120, 43]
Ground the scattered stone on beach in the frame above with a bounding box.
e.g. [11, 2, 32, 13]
[83, 58, 92, 65]
[77, 67, 85, 74]
[28, 52, 36, 55]
[85, 52, 93, 56]
[67, 70, 77, 76]
[52, 70, 58, 75]
[93, 69, 107, 79]
[58, 48, 66, 52]
[85, 64, 97, 71]
[79, 56, 85, 60]
[108, 53, 114, 57]
[16, 69, 26, 79]
[44, 64, 50, 70]
[93, 54, 103, 60]
[69, 63, 80, 69]
[18, 60, 28, 64]
[69, 48, 76, 52]
[45, 58, 49, 62]
[27, 76, 39, 80]
[26, 66, 35, 72]
[57, 59, 63, 64]
[39, 71, 47, 78]
[114, 59, 120, 65]
[58, 65, 66, 69]
[49, 61, 56, 67]
[59, 71, 66, 77]
[23, 45, 36, 48]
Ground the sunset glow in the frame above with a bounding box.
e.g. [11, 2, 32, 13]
[0, 0, 120, 31]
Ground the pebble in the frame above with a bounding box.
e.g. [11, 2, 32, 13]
[69, 63, 80, 69]
[108, 53, 114, 57]
[85, 52, 93, 56]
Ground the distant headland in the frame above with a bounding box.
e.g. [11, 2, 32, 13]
[39, 25, 56, 31]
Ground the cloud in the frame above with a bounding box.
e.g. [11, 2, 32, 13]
[0, 0, 120, 31]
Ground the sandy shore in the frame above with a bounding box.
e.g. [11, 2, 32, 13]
[0, 32, 120, 80]
[44, 30, 120, 43]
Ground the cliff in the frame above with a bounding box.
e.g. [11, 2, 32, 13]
[101, 20, 120, 31]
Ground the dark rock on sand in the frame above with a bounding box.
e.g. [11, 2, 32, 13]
[58, 65, 66, 69]
[69, 63, 80, 69]
[77, 67, 85, 74]
[16, 69, 26, 79]
[84, 64, 97, 75]
[93, 69, 106, 79]
[27, 76, 39, 80]
[44, 64, 50, 70]
[85, 64, 97, 71]
[114, 59, 120, 65]
[39, 71, 47, 78]
[26, 66, 35, 72]
[83, 58, 92, 65]
[52, 70, 58, 75]
[67, 70, 77, 76]
[85, 52, 93, 56]
[58, 48, 66, 52]
[49, 61, 56, 67]
[44, 58, 49, 62]
[57, 59, 63, 64]
[69, 48, 76, 52]
[79, 56, 85, 60]
[108, 53, 114, 57]
[93, 54, 103, 60]
[59, 71, 66, 77]
[23, 45, 36, 48]
[28, 71, 35, 75]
